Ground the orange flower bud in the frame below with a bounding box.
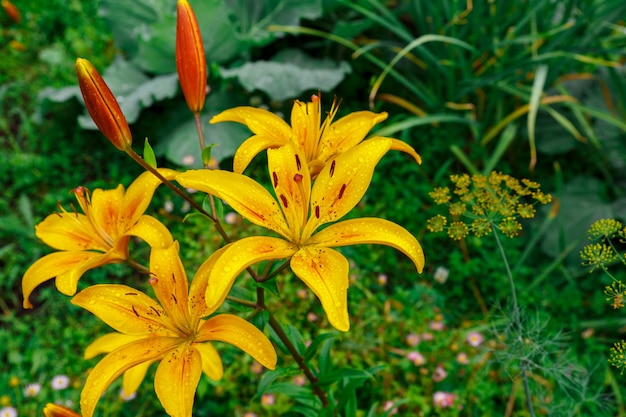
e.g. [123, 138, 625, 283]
[2, 0, 20, 23]
[75, 58, 132, 151]
[43, 403, 82, 417]
[176, 0, 207, 114]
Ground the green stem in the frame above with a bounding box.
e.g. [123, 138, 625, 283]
[492, 226, 536, 417]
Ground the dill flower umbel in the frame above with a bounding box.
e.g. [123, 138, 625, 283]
[427, 171, 552, 240]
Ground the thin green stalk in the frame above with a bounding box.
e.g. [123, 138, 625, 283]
[492, 225, 536, 417]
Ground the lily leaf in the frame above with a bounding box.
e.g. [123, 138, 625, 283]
[220, 49, 352, 101]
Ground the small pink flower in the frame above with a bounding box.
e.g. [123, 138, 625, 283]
[433, 391, 457, 408]
[432, 364, 448, 382]
[293, 375, 306, 386]
[406, 351, 426, 366]
[296, 288, 309, 299]
[429, 320, 445, 331]
[456, 352, 469, 364]
[261, 393, 275, 406]
[250, 361, 263, 374]
[466, 331, 484, 347]
[406, 332, 420, 347]
[224, 212, 240, 225]
[243, 412, 258, 417]
[383, 400, 398, 415]
[421, 332, 434, 341]
[377, 273, 388, 285]
[307, 312, 318, 322]
[0, 406, 17, 417]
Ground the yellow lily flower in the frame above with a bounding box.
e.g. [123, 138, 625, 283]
[22, 169, 177, 309]
[71, 241, 277, 417]
[211, 93, 421, 176]
[177, 139, 425, 331]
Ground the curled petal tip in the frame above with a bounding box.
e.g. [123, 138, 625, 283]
[75, 58, 132, 151]
[176, 0, 207, 114]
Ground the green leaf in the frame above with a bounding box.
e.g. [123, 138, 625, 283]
[304, 332, 337, 361]
[318, 335, 334, 375]
[201, 145, 214, 168]
[99, 0, 171, 56]
[248, 309, 270, 331]
[220, 49, 351, 101]
[228, 0, 323, 46]
[143, 138, 157, 168]
[255, 276, 280, 298]
[157, 92, 251, 167]
[256, 368, 294, 396]
[136, 16, 176, 74]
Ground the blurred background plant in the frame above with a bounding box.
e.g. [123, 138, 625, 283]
[2, 0, 626, 415]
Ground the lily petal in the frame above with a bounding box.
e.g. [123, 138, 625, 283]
[290, 246, 350, 331]
[54, 250, 126, 296]
[304, 138, 392, 236]
[154, 342, 202, 417]
[389, 137, 422, 164]
[318, 111, 388, 162]
[80, 336, 179, 417]
[125, 215, 173, 249]
[122, 168, 178, 227]
[84, 332, 153, 394]
[193, 341, 224, 380]
[210, 106, 292, 143]
[197, 314, 277, 370]
[35, 213, 108, 252]
[176, 170, 291, 238]
[267, 142, 311, 239]
[149, 241, 191, 328]
[71, 284, 171, 336]
[201, 236, 297, 312]
[189, 245, 229, 319]
[90, 186, 124, 239]
[122, 361, 153, 399]
[233, 135, 289, 173]
[84, 332, 143, 359]
[309, 217, 425, 273]
[22, 251, 119, 308]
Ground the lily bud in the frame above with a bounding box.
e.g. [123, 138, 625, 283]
[176, 0, 207, 114]
[2, 0, 20, 23]
[43, 403, 82, 417]
[75, 58, 132, 151]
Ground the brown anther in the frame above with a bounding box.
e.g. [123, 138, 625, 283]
[315, 205, 320, 219]
[171, 293, 178, 304]
[272, 172, 279, 188]
[338, 184, 346, 199]
[280, 194, 289, 208]
[330, 160, 336, 177]
[132, 305, 140, 317]
[295, 154, 302, 171]
[125, 292, 138, 296]
[150, 306, 161, 316]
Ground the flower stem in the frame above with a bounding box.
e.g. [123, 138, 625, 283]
[492, 226, 536, 417]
